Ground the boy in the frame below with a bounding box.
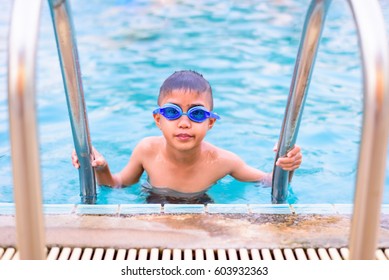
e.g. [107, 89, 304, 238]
[72, 70, 302, 203]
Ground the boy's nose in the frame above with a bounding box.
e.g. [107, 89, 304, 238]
[177, 115, 191, 128]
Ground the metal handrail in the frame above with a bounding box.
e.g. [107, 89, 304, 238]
[48, 0, 96, 204]
[271, 0, 331, 204]
[271, 0, 389, 259]
[8, 0, 46, 260]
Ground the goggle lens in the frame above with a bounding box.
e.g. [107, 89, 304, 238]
[164, 107, 181, 120]
[188, 108, 207, 122]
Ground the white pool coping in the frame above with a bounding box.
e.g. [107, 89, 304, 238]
[1, 202, 389, 215]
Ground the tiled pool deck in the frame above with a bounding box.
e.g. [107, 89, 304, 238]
[0, 203, 389, 251]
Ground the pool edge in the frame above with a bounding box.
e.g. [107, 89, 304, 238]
[1, 202, 388, 215]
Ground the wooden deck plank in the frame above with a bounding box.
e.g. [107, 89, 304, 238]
[103, 248, 115, 260]
[184, 249, 193, 260]
[12, 251, 19, 260]
[217, 249, 227, 260]
[69, 248, 82, 260]
[47, 247, 60, 260]
[92, 248, 104, 260]
[227, 249, 238, 260]
[161, 249, 171, 260]
[273, 249, 284, 260]
[205, 249, 215, 260]
[284, 249, 296, 260]
[138, 249, 148, 260]
[81, 248, 93, 260]
[340, 248, 349, 260]
[173, 249, 182, 260]
[250, 249, 261, 260]
[306, 248, 319, 260]
[115, 249, 126, 260]
[195, 249, 204, 260]
[375, 249, 387, 260]
[294, 248, 307, 260]
[58, 247, 71, 260]
[239, 249, 250, 260]
[126, 249, 137, 260]
[328, 248, 342, 260]
[318, 248, 331, 260]
[150, 248, 159, 260]
[1, 247, 16, 260]
[261, 249, 273, 260]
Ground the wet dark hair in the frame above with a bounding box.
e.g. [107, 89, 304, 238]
[158, 70, 214, 109]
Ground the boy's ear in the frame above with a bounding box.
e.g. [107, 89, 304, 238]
[153, 113, 162, 129]
[208, 118, 216, 129]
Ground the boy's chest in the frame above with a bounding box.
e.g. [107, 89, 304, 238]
[143, 159, 228, 192]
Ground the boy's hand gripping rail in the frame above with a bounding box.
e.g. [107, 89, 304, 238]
[272, 0, 389, 259]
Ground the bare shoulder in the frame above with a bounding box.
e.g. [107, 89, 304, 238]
[137, 136, 162, 147]
[202, 141, 243, 166]
[134, 136, 163, 156]
[125, 136, 162, 167]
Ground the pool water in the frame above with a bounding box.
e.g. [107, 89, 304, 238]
[1, 0, 389, 204]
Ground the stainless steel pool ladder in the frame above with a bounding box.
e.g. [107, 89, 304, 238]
[8, 0, 96, 259]
[272, 0, 389, 259]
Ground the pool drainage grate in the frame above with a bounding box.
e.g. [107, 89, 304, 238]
[1, 247, 388, 260]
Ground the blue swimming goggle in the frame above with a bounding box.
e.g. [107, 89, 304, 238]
[153, 103, 220, 123]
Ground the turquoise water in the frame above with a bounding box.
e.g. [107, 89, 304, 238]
[1, 0, 389, 204]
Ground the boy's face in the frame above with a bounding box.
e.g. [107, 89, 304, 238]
[153, 90, 216, 152]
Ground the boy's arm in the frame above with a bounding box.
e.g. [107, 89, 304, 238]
[94, 147, 145, 187]
[228, 145, 302, 186]
[94, 163, 122, 188]
[72, 147, 122, 188]
[72, 144, 144, 188]
[116, 142, 145, 187]
[94, 143, 145, 188]
[228, 154, 271, 185]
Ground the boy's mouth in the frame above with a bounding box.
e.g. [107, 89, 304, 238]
[175, 133, 193, 141]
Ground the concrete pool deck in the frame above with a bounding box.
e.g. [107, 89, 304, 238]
[1, 203, 389, 252]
